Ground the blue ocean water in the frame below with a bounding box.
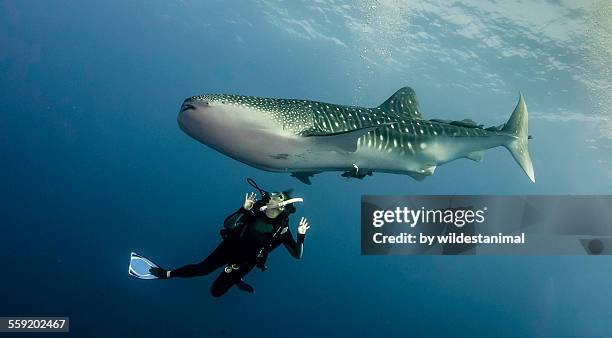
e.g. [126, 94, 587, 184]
[2, 1, 612, 337]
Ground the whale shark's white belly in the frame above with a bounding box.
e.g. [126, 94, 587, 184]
[237, 132, 508, 175]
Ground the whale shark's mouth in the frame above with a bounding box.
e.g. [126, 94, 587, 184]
[177, 100, 202, 135]
[180, 102, 197, 112]
[177, 98, 213, 132]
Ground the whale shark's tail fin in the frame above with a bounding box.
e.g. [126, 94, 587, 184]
[502, 93, 535, 183]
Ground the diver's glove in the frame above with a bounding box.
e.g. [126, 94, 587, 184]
[297, 217, 310, 236]
[149, 267, 170, 279]
[243, 192, 256, 210]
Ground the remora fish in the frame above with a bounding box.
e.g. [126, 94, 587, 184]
[177, 87, 534, 184]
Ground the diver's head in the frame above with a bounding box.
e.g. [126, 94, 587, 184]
[264, 192, 285, 219]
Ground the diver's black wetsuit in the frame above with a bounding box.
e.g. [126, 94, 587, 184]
[171, 203, 304, 297]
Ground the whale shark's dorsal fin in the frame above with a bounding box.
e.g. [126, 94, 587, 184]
[378, 87, 422, 119]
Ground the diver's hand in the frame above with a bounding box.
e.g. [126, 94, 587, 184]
[149, 267, 169, 279]
[297, 217, 310, 235]
[243, 192, 256, 210]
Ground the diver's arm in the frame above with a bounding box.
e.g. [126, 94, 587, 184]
[226, 196, 259, 226]
[282, 226, 305, 259]
[285, 217, 309, 259]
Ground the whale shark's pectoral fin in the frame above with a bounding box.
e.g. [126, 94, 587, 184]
[302, 126, 381, 153]
[465, 150, 485, 162]
[290, 171, 321, 185]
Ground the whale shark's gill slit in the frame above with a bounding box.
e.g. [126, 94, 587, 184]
[384, 128, 391, 150]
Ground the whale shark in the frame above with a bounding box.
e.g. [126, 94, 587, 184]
[177, 87, 534, 184]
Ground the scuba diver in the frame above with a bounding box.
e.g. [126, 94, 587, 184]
[128, 179, 310, 297]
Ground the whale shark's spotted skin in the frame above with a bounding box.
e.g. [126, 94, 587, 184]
[190, 94, 316, 133]
[182, 87, 534, 183]
[191, 89, 496, 156]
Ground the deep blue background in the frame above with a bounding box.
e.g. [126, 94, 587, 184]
[2, 1, 611, 337]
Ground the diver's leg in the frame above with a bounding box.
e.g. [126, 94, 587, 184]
[210, 262, 255, 297]
[170, 241, 231, 278]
